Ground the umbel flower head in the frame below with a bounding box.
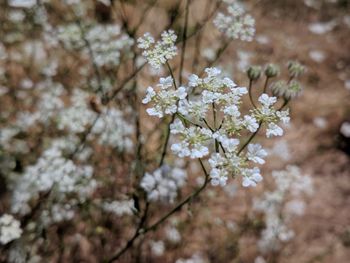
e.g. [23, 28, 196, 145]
[214, 0, 255, 41]
[142, 76, 187, 118]
[137, 30, 178, 70]
[143, 66, 291, 188]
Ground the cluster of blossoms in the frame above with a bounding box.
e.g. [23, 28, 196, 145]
[0, 214, 23, 245]
[143, 62, 289, 188]
[142, 76, 187, 118]
[9, 142, 97, 216]
[140, 165, 187, 203]
[101, 199, 135, 216]
[90, 108, 134, 151]
[55, 89, 134, 151]
[254, 166, 313, 253]
[58, 89, 97, 133]
[214, 0, 255, 41]
[137, 30, 177, 70]
[58, 24, 134, 67]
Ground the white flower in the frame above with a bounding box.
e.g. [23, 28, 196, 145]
[340, 121, 350, 137]
[178, 99, 209, 120]
[214, 1, 255, 41]
[242, 167, 263, 187]
[150, 240, 165, 256]
[0, 214, 22, 245]
[170, 119, 185, 134]
[258, 93, 277, 107]
[102, 200, 135, 216]
[223, 105, 240, 117]
[140, 165, 187, 203]
[247, 144, 267, 164]
[170, 121, 212, 159]
[243, 115, 259, 132]
[165, 226, 181, 243]
[205, 67, 221, 77]
[138, 30, 177, 69]
[276, 109, 290, 124]
[188, 74, 200, 87]
[266, 123, 283, 138]
[142, 87, 156, 104]
[210, 168, 228, 186]
[143, 77, 186, 118]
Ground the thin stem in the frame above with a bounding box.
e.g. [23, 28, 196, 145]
[202, 118, 214, 131]
[279, 99, 290, 110]
[248, 79, 257, 108]
[107, 159, 209, 262]
[237, 121, 262, 155]
[106, 202, 150, 263]
[145, 159, 209, 232]
[159, 114, 175, 166]
[263, 76, 270, 93]
[179, 0, 190, 85]
[166, 61, 177, 89]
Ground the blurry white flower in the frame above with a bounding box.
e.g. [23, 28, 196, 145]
[0, 214, 22, 245]
[340, 122, 350, 137]
[138, 30, 177, 70]
[150, 240, 165, 256]
[214, 1, 255, 41]
[247, 144, 267, 164]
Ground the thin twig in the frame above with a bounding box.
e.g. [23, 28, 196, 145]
[107, 159, 209, 262]
[178, 0, 191, 85]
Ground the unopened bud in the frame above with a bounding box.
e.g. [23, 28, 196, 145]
[247, 66, 261, 81]
[264, 64, 279, 78]
[270, 80, 302, 100]
[287, 61, 305, 78]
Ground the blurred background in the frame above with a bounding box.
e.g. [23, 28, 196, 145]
[0, 0, 349, 262]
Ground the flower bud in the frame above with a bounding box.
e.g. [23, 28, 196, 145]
[285, 80, 302, 100]
[247, 66, 261, 81]
[270, 80, 287, 97]
[270, 80, 302, 100]
[287, 61, 305, 78]
[264, 64, 279, 78]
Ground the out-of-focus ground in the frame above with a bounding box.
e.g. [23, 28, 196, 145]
[1, 0, 350, 262]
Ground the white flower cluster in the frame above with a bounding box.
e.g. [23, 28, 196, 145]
[254, 166, 313, 253]
[150, 240, 165, 256]
[58, 89, 96, 133]
[214, 0, 255, 41]
[143, 67, 289, 188]
[165, 226, 181, 244]
[170, 119, 212, 158]
[140, 165, 187, 203]
[41, 203, 75, 226]
[101, 200, 135, 216]
[10, 142, 97, 216]
[36, 80, 66, 123]
[176, 254, 206, 263]
[0, 214, 22, 245]
[85, 25, 134, 67]
[137, 30, 177, 70]
[252, 93, 290, 138]
[58, 89, 134, 151]
[142, 76, 187, 117]
[59, 24, 133, 67]
[90, 108, 134, 151]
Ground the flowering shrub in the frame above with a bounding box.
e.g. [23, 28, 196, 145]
[0, 0, 317, 262]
